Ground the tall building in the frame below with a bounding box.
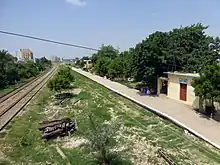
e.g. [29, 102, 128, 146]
[50, 55, 61, 62]
[20, 49, 34, 61]
[61, 58, 75, 63]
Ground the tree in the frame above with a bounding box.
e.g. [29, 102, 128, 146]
[94, 57, 111, 77]
[35, 57, 52, 71]
[0, 50, 20, 88]
[192, 62, 220, 114]
[5, 63, 20, 85]
[166, 23, 217, 72]
[75, 59, 86, 69]
[88, 23, 218, 92]
[119, 50, 133, 78]
[56, 66, 75, 82]
[129, 23, 217, 90]
[47, 66, 75, 92]
[79, 60, 85, 68]
[131, 31, 168, 89]
[47, 74, 70, 92]
[23, 60, 39, 78]
[209, 37, 220, 61]
[93, 45, 119, 76]
[107, 58, 124, 79]
[81, 56, 90, 60]
[91, 53, 98, 64]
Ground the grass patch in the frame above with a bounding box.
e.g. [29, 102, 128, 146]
[76, 91, 91, 100]
[91, 106, 111, 121]
[63, 148, 92, 165]
[0, 159, 10, 165]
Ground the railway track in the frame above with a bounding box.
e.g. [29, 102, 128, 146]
[158, 149, 176, 165]
[0, 69, 51, 104]
[0, 67, 57, 131]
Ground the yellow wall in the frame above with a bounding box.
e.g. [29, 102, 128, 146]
[85, 61, 92, 69]
[157, 79, 162, 94]
[167, 74, 199, 108]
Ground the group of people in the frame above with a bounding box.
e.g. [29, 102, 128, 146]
[140, 87, 151, 95]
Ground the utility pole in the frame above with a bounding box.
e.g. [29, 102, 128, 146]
[116, 45, 119, 49]
[15, 50, 18, 59]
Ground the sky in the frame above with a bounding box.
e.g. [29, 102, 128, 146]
[0, 0, 220, 59]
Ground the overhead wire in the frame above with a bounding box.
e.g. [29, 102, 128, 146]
[0, 30, 99, 51]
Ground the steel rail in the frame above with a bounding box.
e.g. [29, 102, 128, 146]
[0, 67, 57, 131]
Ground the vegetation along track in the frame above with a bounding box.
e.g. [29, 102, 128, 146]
[0, 69, 51, 104]
[0, 66, 57, 130]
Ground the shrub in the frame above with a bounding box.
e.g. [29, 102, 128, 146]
[47, 66, 75, 92]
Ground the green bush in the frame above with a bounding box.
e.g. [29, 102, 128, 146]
[47, 66, 75, 92]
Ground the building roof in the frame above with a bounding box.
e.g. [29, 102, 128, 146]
[163, 71, 200, 78]
[158, 77, 169, 81]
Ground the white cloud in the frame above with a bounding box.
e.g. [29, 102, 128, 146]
[65, 0, 87, 7]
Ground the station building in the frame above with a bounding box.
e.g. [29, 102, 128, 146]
[157, 72, 200, 109]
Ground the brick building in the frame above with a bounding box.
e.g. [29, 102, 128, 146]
[20, 49, 34, 61]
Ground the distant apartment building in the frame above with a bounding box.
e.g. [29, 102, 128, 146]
[50, 56, 61, 62]
[20, 49, 34, 61]
[61, 58, 75, 64]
